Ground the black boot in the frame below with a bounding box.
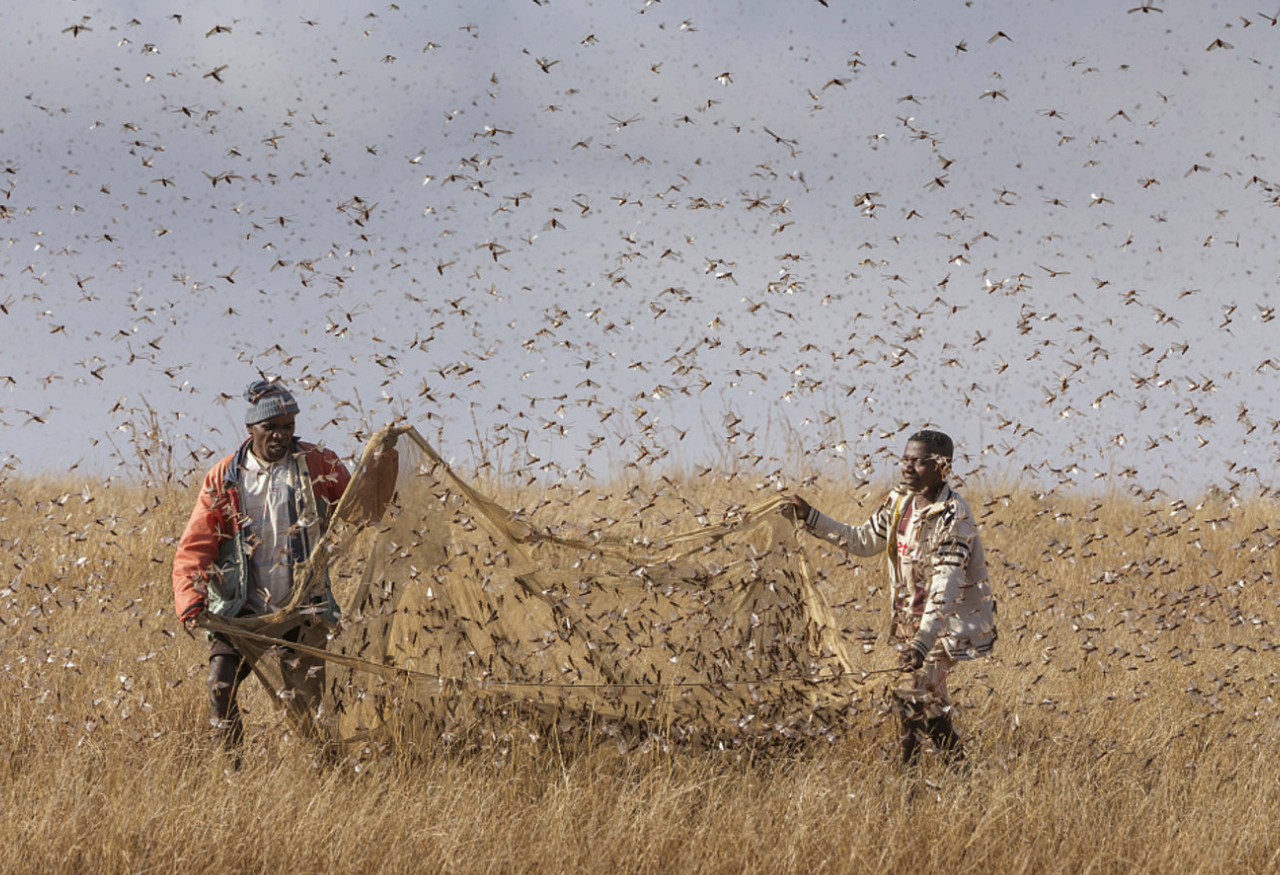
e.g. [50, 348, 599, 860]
[208, 652, 250, 753]
[896, 699, 928, 767]
[926, 714, 966, 768]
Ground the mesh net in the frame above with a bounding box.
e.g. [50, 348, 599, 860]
[201, 425, 881, 749]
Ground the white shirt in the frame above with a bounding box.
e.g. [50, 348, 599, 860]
[239, 449, 295, 613]
[894, 498, 928, 620]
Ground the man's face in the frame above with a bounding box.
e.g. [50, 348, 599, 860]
[248, 413, 296, 463]
[900, 440, 947, 498]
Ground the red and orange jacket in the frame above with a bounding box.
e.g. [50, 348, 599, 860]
[172, 439, 350, 624]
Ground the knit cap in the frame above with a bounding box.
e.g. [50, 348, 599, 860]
[243, 379, 300, 425]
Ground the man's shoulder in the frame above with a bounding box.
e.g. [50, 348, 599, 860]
[937, 486, 979, 526]
[296, 441, 350, 482]
[297, 440, 342, 464]
[886, 486, 911, 502]
[203, 451, 239, 488]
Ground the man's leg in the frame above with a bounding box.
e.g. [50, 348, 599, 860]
[207, 637, 252, 749]
[893, 691, 928, 767]
[279, 621, 328, 738]
[918, 652, 964, 765]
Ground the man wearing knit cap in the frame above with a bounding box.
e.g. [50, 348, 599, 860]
[173, 379, 351, 752]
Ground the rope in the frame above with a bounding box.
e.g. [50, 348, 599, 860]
[200, 616, 905, 691]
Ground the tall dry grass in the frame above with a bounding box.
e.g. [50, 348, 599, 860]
[2, 466, 1278, 874]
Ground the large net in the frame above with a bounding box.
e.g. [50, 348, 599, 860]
[201, 425, 881, 749]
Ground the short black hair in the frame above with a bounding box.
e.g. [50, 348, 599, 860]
[907, 429, 953, 459]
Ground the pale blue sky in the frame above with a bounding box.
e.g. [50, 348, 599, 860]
[2, 0, 1277, 494]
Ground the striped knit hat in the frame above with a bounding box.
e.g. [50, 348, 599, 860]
[243, 379, 299, 425]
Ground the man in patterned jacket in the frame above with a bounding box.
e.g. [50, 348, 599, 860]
[173, 380, 350, 751]
[783, 429, 996, 767]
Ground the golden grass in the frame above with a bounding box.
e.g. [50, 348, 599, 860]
[2, 470, 1278, 874]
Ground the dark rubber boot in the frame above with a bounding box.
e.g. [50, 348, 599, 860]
[926, 714, 966, 768]
[208, 652, 250, 750]
[897, 702, 928, 767]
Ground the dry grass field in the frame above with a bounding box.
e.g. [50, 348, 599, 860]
[2, 463, 1278, 875]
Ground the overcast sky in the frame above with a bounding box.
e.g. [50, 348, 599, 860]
[2, 0, 1277, 495]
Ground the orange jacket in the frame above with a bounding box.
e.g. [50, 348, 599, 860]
[172, 439, 350, 623]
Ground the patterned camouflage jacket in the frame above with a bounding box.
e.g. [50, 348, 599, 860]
[804, 484, 996, 661]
